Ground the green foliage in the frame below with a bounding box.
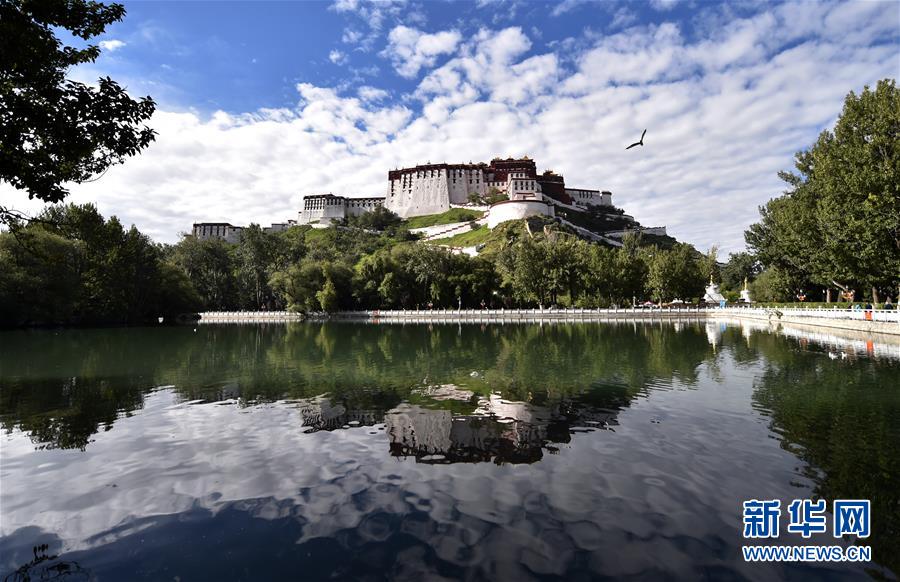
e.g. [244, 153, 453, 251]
[484, 189, 507, 205]
[749, 267, 796, 303]
[0, 228, 80, 324]
[746, 79, 899, 303]
[0, 0, 156, 209]
[343, 206, 405, 233]
[468, 187, 506, 206]
[317, 277, 339, 312]
[429, 224, 492, 247]
[697, 246, 720, 284]
[495, 231, 664, 308]
[404, 208, 485, 229]
[0, 204, 199, 326]
[645, 243, 704, 303]
[234, 224, 276, 309]
[559, 205, 634, 234]
[4, 208, 718, 323]
[168, 235, 238, 310]
[721, 252, 760, 291]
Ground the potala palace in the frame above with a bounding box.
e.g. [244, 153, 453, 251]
[192, 156, 666, 244]
[298, 156, 611, 226]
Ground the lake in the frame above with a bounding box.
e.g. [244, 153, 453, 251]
[1, 321, 898, 581]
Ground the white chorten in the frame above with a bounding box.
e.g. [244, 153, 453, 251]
[704, 276, 726, 305]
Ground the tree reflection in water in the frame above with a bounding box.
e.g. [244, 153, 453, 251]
[1, 321, 898, 579]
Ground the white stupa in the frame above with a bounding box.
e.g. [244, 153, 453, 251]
[704, 276, 726, 305]
[740, 277, 752, 303]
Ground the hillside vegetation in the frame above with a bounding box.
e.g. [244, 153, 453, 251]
[405, 208, 485, 229]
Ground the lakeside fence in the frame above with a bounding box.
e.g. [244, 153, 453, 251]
[717, 306, 900, 323]
[200, 307, 709, 324]
[198, 306, 899, 327]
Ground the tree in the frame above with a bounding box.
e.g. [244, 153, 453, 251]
[0, 203, 199, 326]
[721, 252, 760, 292]
[577, 244, 619, 307]
[168, 235, 237, 310]
[615, 232, 648, 305]
[697, 246, 720, 284]
[496, 237, 552, 306]
[316, 277, 339, 312]
[0, 228, 80, 325]
[746, 79, 899, 303]
[345, 206, 403, 232]
[1, 0, 156, 215]
[749, 267, 793, 303]
[234, 224, 276, 309]
[645, 243, 703, 303]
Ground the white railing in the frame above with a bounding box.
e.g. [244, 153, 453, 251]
[717, 306, 900, 323]
[198, 311, 303, 322]
[196, 306, 900, 326]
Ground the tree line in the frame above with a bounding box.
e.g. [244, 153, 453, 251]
[1, 202, 736, 325]
[745, 79, 898, 304]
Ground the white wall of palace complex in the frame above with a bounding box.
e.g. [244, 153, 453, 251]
[297, 157, 614, 227]
[486, 199, 555, 228]
[191, 157, 668, 241]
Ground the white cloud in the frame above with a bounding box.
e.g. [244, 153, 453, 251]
[650, 0, 679, 11]
[358, 86, 389, 101]
[99, 39, 126, 52]
[609, 7, 637, 30]
[330, 0, 410, 51]
[382, 26, 462, 78]
[3, 2, 897, 257]
[329, 49, 348, 65]
[551, 0, 592, 17]
[415, 26, 556, 113]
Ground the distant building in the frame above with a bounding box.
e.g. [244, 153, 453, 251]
[382, 156, 612, 219]
[263, 222, 296, 234]
[298, 194, 384, 225]
[192, 222, 244, 244]
[191, 220, 297, 243]
[202, 156, 635, 234]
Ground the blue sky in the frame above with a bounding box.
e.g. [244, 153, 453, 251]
[6, 0, 899, 254]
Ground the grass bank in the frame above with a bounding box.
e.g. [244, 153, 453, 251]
[405, 208, 484, 229]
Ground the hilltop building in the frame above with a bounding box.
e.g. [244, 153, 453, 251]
[191, 156, 666, 243]
[296, 156, 613, 226]
[297, 194, 384, 225]
[192, 221, 295, 243]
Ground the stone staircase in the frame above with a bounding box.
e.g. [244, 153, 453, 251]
[422, 208, 491, 241]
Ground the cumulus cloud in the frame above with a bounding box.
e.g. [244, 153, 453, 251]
[358, 86, 389, 102]
[99, 39, 126, 52]
[382, 26, 462, 78]
[414, 27, 558, 117]
[2, 2, 897, 256]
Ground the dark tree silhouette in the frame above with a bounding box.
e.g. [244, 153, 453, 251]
[0, 0, 156, 221]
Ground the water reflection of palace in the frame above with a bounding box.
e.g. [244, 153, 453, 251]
[295, 395, 383, 432]
[293, 385, 622, 465]
[385, 389, 621, 464]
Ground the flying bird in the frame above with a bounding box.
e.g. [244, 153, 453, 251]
[626, 129, 647, 150]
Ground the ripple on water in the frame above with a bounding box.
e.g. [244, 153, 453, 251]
[1, 322, 896, 580]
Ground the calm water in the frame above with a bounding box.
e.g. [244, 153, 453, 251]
[1, 321, 898, 581]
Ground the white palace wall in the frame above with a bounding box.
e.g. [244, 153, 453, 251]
[386, 171, 450, 217]
[487, 200, 555, 229]
[386, 167, 488, 218]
